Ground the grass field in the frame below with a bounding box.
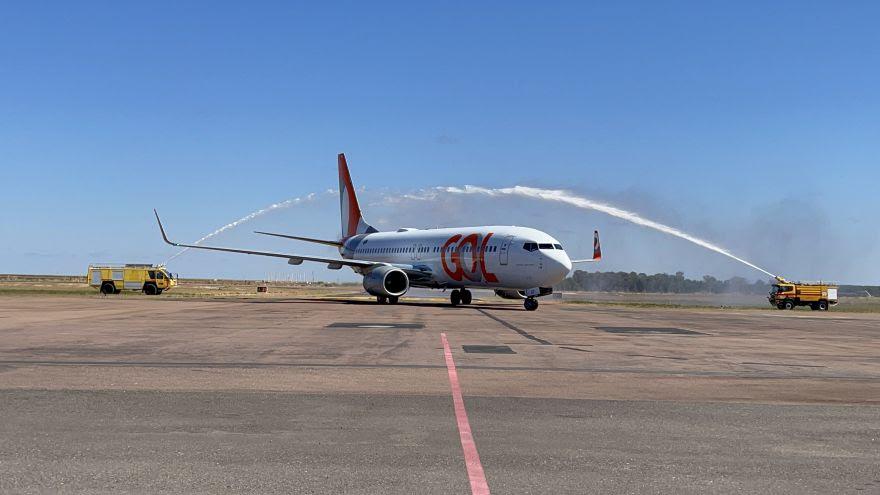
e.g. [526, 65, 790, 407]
[0, 274, 356, 299]
[561, 290, 880, 312]
[3, 274, 879, 312]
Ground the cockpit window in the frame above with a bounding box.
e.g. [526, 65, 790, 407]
[538, 243, 553, 250]
[553, 244, 563, 250]
[522, 242, 538, 252]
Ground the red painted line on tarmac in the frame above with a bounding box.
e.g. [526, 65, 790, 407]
[441, 332, 491, 495]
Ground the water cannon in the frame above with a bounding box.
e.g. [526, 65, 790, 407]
[775, 276, 790, 284]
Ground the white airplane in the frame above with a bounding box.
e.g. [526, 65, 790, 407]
[154, 154, 601, 311]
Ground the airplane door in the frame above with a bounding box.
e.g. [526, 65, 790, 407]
[499, 235, 514, 265]
[412, 243, 419, 261]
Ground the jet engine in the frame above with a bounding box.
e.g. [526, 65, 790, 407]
[363, 266, 409, 298]
[494, 287, 554, 299]
[494, 289, 526, 300]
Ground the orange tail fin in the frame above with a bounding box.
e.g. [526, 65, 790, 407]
[338, 153, 377, 239]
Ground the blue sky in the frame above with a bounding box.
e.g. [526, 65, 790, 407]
[1, 1, 878, 283]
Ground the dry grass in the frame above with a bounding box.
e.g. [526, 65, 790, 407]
[0, 274, 356, 299]
[560, 291, 880, 313]
[3, 275, 879, 312]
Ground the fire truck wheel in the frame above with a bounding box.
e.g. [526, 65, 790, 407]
[818, 300, 828, 311]
[783, 300, 794, 310]
[143, 283, 158, 296]
[100, 283, 115, 295]
[776, 303, 785, 310]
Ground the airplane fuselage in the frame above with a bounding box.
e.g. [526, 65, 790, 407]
[340, 225, 572, 290]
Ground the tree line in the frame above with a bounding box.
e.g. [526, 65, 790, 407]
[558, 270, 772, 294]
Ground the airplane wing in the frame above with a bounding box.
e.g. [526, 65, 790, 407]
[155, 210, 377, 270]
[571, 230, 602, 263]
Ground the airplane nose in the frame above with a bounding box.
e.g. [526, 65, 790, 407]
[561, 254, 572, 274]
[548, 252, 572, 281]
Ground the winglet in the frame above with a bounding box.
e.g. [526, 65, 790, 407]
[154, 209, 179, 246]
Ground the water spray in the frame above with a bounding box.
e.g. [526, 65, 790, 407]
[164, 190, 333, 263]
[408, 185, 778, 280]
[168, 182, 777, 282]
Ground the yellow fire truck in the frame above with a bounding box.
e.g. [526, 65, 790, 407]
[769, 277, 838, 311]
[88, 264, 177, 295]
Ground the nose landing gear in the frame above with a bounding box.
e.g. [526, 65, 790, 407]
[524, 298, 538, 311]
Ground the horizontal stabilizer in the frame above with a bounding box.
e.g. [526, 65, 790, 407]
[254, 231, 343, 247]
[571, 230, 602, 263]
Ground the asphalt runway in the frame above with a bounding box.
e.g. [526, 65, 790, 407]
[0, 295, 878, 494]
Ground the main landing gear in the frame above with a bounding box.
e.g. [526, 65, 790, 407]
[450, 289, 472, 306]
[377, 295, 399, 304]
[523, 297, 539, 311]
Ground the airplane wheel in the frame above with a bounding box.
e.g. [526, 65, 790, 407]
[450, 290, 461, 306]
[377, 295, 388, 304]
[389, 296, 399, 304]
[461, 289, 472, 305]
[524, 298, 538, 311]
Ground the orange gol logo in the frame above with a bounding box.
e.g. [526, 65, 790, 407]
[441, 233, 499, 283]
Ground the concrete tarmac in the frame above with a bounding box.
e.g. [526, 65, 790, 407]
[0, 295, 878, 494]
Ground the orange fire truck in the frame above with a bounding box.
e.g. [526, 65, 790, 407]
[769, 277, 838, 311]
